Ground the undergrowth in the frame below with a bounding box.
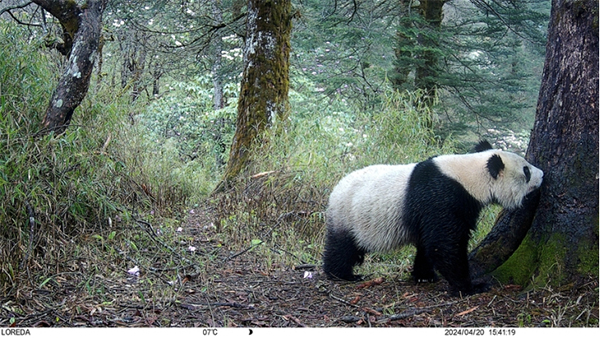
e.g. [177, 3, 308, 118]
[0, 23, 211, 296]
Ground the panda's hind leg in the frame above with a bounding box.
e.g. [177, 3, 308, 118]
[412, 245, 438, 283]
[322, 228, 365, 281]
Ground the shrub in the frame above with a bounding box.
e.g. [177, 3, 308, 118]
[0, 23, 205, 293]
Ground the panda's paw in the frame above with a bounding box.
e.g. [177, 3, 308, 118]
[451, 281, 490, 296]
[471, 279, 491, 293]
[326, 272, 365, 281]
[412, 272, 439, 284]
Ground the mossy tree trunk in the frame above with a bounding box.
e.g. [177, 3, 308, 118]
[414, 0, 446, 106]
[393, 0, 447, 95]
[469, 0, 599, 287]
[216, 0, 291, 190]
[393, 0, 446, 129]
[33, 0, 105, 135]
[211, 0, 227, 168]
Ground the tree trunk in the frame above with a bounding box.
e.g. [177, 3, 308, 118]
[415, 0, 447, 106]
[118, 31, 147, 102]
[35, 0, 105, 134]
[211, 0, 226, 168]
[392, 0, 416, 91]
[216, 0, 291, 190]
[33, 0, 80, 57]
[470, 0, 599, 286]
[393, 0, 447, 96]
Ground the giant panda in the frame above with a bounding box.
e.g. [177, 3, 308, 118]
[322, 141, 543, 294]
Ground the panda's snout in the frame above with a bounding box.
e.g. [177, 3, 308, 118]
[530, 167, 544, 190]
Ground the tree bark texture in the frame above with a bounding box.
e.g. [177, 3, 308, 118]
[32, 0, 80, 57]
[470, 0, 599, 286]
[392, 0, 416, 91]
[393, 0, 447, 101]
[415, 0, 447, 103]
[36, 0, 105, 134]
[118, 31, 148, 102]
[218, 0, 291, 189]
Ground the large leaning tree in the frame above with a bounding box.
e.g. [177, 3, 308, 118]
[216, 0, 292, 191]
[32, 0, 106, 135]
[469, 0, 599, 287]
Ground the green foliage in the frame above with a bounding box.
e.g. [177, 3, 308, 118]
[0, 23, 121, 289]
[292, 0, 396, 111]
[138, 75, 238, 170]
[0, 22, 208, 292]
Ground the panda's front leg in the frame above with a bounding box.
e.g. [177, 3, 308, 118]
[435, 245, 489, 295]
[438, 251, 474, 294]
[421, 233, 477, 294]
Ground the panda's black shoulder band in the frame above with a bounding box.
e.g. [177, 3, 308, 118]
[487, 154, 505, 179]
[473, 140, 493, 153]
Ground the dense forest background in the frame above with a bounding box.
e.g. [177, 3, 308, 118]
[2, 0, 597, 328]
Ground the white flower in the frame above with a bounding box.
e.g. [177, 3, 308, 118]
[127, 266, 140, 276]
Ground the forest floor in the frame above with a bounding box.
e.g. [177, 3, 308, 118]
[1, 212, 598, 329]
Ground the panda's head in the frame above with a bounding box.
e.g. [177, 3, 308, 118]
[435, 141, 544, 210]
[484, 149, 544, 209]
[476, 141, 544, 209]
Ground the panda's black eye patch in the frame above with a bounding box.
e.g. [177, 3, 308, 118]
[523, 166, 531, 183]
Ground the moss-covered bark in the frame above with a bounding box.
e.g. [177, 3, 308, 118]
[469, 190, 541, 278]
[217, 0, 292, 190]
[470, 0, 599, 288]
[34, 0, 105, 134]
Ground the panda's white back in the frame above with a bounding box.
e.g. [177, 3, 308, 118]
[327, 164, 417, 252]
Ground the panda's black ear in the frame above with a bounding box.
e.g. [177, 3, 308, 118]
[487, 154, 505, 179]
[474, 140, 493, 153]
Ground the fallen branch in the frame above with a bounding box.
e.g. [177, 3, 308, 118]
[135, 218, 197, 266]
[329, 293, 359, 308]
[223, 242, 262, 263]
[382, 300, 459, 322]
[180, 302, 250, 311]
[456, 305, 479, 317]
[283, 314, 305, 327]
[293, 264, 317, 270]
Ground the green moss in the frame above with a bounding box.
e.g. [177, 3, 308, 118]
[493, 233, 572, 288]
[535, 234, 569, 286]
[576, 214, 599, 277]
[492, 234, 538, 286]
